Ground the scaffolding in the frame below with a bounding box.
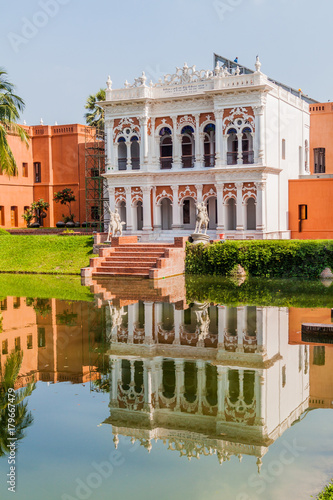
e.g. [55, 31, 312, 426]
[85, 126, 109, 232]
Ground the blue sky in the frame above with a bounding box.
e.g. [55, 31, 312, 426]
[1, 0, 331, 126]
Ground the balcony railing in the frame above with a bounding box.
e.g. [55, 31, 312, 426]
[243, 151, 254, 164]
[182, 155, 195, 168]
[204, 154, 215, 168]
[227, 152, 238, 165]
[131, 157, 140, 170]
[118, 158, 127, 170]
[160, 157, 173, 170]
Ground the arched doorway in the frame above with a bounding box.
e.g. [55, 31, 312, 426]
[226, 198, 236, 230]
[130, 136, 140, 170]
[117, 137, 127, 170]
[182, 197, 196, 230]
[161, 198, 172, 230]
[242, 127, 254, 164]
[246, 198, 256, 230]
[135, 201, 143, 230]
[203, 123, 215, 167]
[206, 197, 217, 229]
[227, 128, 238, 165]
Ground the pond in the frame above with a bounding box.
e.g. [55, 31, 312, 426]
[0, 275, 332, 500]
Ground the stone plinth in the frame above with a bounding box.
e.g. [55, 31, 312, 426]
[191, 233, 210, 245]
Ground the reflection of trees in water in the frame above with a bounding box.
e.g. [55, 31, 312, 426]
[0, 351, 35, 457]
[26, 297, 51, 318]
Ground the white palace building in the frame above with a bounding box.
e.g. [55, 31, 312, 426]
[102, 56, 312, 240]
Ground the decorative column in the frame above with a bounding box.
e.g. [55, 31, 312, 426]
[194, 114, 203, 168]
[125, 187, 133, 232]
[256, 307, 264, 352]
[172, 116, 182, 169]
[143, 361, 153, 412]
[175, 359, 184, 412]
[140, 115, 149, 169]
[197, 361, 205, 415]
[144, 302, 154, 344]
[127, 304, 135, 344]
[195, 184, 203, 204]
[255, 181, 266, 232]
[108, 186, 115, 213]
[153, 188, 161, 230]
[221, 134, 228, 166]
[126, 141, 132, 169]
[174, 308, 182, 345]
[217, 366, 227, 419]
[254, 371, 266, 427]
[216, 183, 224, 232]
[254, 105, 265, 165]
[105, 119, 114, 171]
[214, 110, 223, 167]
[235, 182, 244, 231]
[171, 185, 181, 229]
[236, 306, 246, 351]
[150, 117, 157, 168]
[142, 185, 152, 231]
[110, 357, 119, 407]
[237, 132, 243, 165]
[217, 305, 226, 348]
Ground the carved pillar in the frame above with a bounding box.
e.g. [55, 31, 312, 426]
[143, 361, 152, 410]
[126, 141, 132, 169]
[216, 183, 224, 232]
[256, 307, 263, 352]
[108, 186, 115, 213]
[110, 358, 119, 407]
[197, 360, 205, 415]
[144, 302, 154, 344]
[254, 105, 265, 165]
[221, 135, 228, 166]
[237, 132, 243, 165]
[150, 117, 157, 167]
[237, 306, 246, 351]
[142, 186, 152, 231]
[172, 116, 181, 168]
[217, 305, 226, 348]
[172, 185, 181, 229]
[255, 181, 266, 231]
[215, 110, 223, 166]
[174, 308, 182, 345]
[153, 188, 161, 230]
[105, 119, 114, 170]
[217, 366, 227, 419]
[235, 182, 244, 231]
[194, 114, 203, 168]
[127, 304, 135, 344]
[195, 184, 203, 204]
[125, 187, 133, 232]
[175, 359, 184, 412]
[140, 115, 149, 168]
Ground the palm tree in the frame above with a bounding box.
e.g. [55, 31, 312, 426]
[84, 88, 105, 130]
[0, 68, 29, 176]
[0, 350, 35, 457]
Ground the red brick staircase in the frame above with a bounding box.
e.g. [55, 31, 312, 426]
[82, 236, 186, 280]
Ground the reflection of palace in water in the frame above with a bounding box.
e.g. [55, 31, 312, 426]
[100, 277, 314, 469]
[0, 296, 105, 387]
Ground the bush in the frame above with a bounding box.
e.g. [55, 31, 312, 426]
[185, 240, 333, 278]
[316, 481, 333, 499]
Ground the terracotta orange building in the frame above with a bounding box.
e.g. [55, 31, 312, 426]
[289, 102, 333, 239]
[0, 123, 92, 228]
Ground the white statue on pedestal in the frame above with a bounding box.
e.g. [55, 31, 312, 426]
[194, 202, 209, 235]
[106, 206, 126, 242]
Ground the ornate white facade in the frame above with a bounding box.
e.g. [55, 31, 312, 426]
[102, 57, 310, 239]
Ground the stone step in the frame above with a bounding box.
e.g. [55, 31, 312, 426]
[95, 266, 151, 274]
[104, 257, 159, 263]
[100, 260, 156, 268]
[93, 270, 150, 278]
[109, 251, 165, 258]
[112, 248, 166, 254]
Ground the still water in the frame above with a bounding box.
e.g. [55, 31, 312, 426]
[0, 275, 332, 500]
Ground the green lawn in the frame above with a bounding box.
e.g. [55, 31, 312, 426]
[0, 235, 94, 274]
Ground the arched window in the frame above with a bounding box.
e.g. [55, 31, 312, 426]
[203, 123, 215, 167]
[242, 127, 254, 164]
[130, 136, 140, 170]
[206, 364, 218, 406]
[162, 360, 176, 399]
[182, 197, 196, 229]
[246, 197, 256, 230]
[160, 127, 173, 169]
[184, 362, 197, 403]
[228, 369, 239, 403]
[135, 201, 143, 231]
[181, 125, 195, 168]
[119, 201, 126, 229]
[226, 198, 236, 230]
[134, 361, 143, 393]
[118, 137, 127, 170]
[227, 128, 238, 165]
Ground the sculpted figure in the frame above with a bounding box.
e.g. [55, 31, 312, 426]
[106, 206, 126, 242]
[194, 202, 209, 235]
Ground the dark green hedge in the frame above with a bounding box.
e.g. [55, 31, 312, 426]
[185, 240, 333, 278]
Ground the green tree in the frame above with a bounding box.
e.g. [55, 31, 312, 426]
[22, 199, 49, 227]
[84, 88, 105, 129]
[0, 68, 29, 176]
[54, 188, 76, 222]
[0, 351, 35, 457]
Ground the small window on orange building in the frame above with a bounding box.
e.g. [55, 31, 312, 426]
[298, 204, 307, 220]
[34, 162, 41, 183]
[13, 297, 21, 309]
[2, 340, 8, 355]
[38, 327, 46, 348]
[0, 299, 7, 311]
[314, 148, 325, 173]
[10, 206, 18, 227]
[15, 337, 21, 351]
[0, 206, 4, 226]
[282, 139, 286, 160]
[22, 163, 28, 177]
[27, 335, 33, 350]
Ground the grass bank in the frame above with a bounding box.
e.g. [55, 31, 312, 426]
[186, 240, 333, 278]
[0, 274, 94, 302]
[0, 234, 94, 274]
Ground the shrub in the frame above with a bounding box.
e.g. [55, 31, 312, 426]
[185, 240, 333, 279]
